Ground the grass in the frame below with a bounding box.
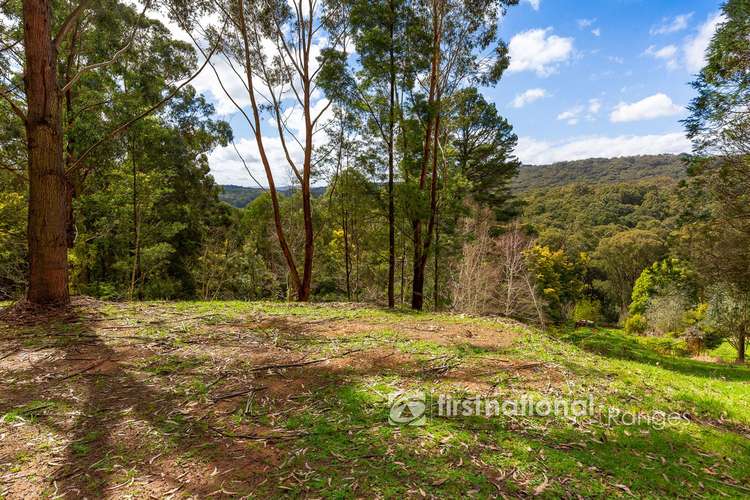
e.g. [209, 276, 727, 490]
[1, 300, 749, 498]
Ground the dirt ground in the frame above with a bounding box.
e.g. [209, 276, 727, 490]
[0, 299, 537, 498]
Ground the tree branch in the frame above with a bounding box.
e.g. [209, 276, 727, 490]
[53, 0, 91, 50]
[66, 30, 223, 175]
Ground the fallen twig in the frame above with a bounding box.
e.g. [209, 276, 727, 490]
[248, 348, 364, 372]
[211, 386, 266, 402]
[58, 359, 109, 380]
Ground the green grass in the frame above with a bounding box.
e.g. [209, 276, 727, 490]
[2, 301, 749, 498]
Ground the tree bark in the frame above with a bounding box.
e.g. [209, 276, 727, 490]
[739, 329, 746, 363]
[343, 209, 351, 301]
[235, 2, 304, 300]
[387, 0, 396, 309]
[24, 0, 70, 305]
[410, 1, 442, 310]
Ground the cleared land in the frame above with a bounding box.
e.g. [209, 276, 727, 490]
[1, 300, 749, 498]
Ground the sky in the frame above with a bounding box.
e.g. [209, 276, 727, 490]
[165, 0, 725, 186]
[490, 0, 723, 166]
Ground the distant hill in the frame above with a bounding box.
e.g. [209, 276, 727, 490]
[221, 154, 689, 207]
[219, 185, 327, 208]
[512, 154, 688, 192]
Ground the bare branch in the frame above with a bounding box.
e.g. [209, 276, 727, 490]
[0, 86, 26, 122]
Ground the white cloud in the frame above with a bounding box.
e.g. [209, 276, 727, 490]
[650, 13, 693, 35]
[608, 56, 624, 64]
[557, 105, 584, 125]
[524, 0, 540, 11]
[511, 88, 548, 108]
[516, 132, 691, 165]
[577, 18, 596, 29]
[610, 93, 683, 123]
[684, 12, 725, 73]
[556, 98, 602, 125]
[643, 44, 679, 70]
[507, 28, 574, 77]
[591, 28, 601, 37]
[588, 98, 602, 114]
[644, 44, 677, 59]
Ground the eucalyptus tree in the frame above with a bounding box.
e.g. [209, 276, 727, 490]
[682, 0, 750, 361]
[406, 0, 518, 310]
[182, 0, 347, 301]
[0, 0, 220, 305]
[323, 0, 424, 307]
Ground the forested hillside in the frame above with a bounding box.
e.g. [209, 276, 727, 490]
[2, 0, 750, 497]
[220, 154, 687, 208]
[220, 185, 328, 208]
[512, 154, 687, 192]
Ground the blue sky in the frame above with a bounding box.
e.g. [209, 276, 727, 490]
[179, 0, 725, 185]
[490, 0, 723, 164]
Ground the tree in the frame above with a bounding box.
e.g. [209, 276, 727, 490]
[189, 0, 347, 301]
[682, 0, 750, 361]
[594, 229, 667, 319]
[407, 0, 517, 310]
[328, 0, 420, 308]
[1, 0, 219, 305]
[451, 87, 520, 222]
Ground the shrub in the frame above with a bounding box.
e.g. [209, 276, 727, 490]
[573, 298, 604, 323]
[624, 313, 648, 335]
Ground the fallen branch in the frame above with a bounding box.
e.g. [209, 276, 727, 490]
[58, 359, 109, 380]
[248, 349, 364, 372]
[211, 386, 266, 402]
[209, 425, 305, 441]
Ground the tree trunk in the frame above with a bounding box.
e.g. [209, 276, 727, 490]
[128, 137, 141, 301]
[343, 209, 351, 301]
[235, 4, 303, 299]
[739, 329, 746, 363]
[410, 4, 442, 311]
[24, 0, 70, 305]
[433, 204, 439, 311]
[387, 0, 396, 309]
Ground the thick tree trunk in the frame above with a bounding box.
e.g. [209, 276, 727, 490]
[739, 330, 746, 363]
[24, 0, 70, 305]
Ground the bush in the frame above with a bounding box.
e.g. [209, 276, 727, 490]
[573, 299, 604, 323]
[624, 313, 648, 335]
[683, 325, 724, 354]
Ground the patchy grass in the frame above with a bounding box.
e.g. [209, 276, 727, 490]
[0, 300, 748, 498]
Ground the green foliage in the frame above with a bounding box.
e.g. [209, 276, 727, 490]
[593, 229, 667, 319]
[451, 88, 520, 221]
[525, 245, 586, 323]
[704, 284, 750, 357]
[573, 298, 604, 324]
[513, 154, 686, 192]
[624, 314, 648, 335]
[629, 258, 697, 316]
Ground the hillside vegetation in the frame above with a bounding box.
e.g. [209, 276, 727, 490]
[512, 154, 687, 192]
[218, 154, 688, 208]
[1, 301, 748, 498]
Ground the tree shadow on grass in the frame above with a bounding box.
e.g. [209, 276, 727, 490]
[559, 328, 750, 381]
[0, 312, 278, 497]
